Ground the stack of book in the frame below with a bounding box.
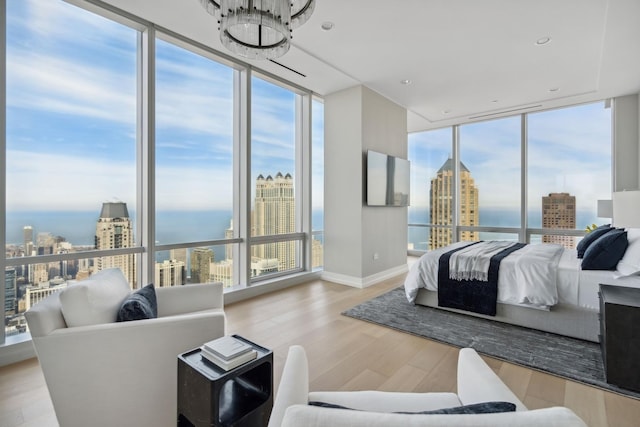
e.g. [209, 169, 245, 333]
[200, 336, 257, 371]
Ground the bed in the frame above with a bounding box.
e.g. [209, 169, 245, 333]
[404, 232, 640, 343]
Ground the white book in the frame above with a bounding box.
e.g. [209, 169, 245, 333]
[200, 347, 257, 371]
[202, 336, 252, 361]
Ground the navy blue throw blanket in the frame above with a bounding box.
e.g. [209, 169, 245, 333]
[438, 242, 526, 316]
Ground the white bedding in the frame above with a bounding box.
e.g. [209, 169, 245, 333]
[405, 241, 564, 308]
[561, 249, 640, 309]
[406, 242, 640, 311]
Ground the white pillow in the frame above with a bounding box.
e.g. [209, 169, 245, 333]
[615, 228, 640, 278]
[59, 268, 131, 327]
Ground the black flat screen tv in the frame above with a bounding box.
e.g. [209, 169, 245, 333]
[366, 150, 410, 207]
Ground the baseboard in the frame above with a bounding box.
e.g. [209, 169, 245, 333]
[223, 270, 322, 305]
[0, 338, 36, 367]
[322, 264, 408, 289]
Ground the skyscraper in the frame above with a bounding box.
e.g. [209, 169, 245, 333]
[155, 259, 185, 287]
[94, 202, 135, 287]
[23, 225, 34, 256]
[542, 192, 576, 249]
[4, 268, 17, 317]
[252, 172, 296, 272]
[429, 158, 479, 249]
[190, 247, 213, 283]
[170, 248, 188, 267]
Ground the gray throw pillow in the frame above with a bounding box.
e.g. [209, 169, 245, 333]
[116, 283, 158, 322]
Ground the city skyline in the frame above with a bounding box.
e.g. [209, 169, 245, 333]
[4, 172, 324, 334]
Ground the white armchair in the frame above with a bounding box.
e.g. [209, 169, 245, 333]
[269, 345, 587, 427]
[25, 268, 226, 427]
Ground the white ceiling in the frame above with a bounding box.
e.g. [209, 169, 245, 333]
[100, 0, 640, 132]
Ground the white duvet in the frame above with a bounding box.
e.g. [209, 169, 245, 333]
[404, 241, 565, 308]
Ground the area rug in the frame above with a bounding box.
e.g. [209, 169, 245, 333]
[342, 286, 640, 399]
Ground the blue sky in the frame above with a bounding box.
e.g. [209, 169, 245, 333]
[6, 0, 608, 218]
[6, 0, 324, 212]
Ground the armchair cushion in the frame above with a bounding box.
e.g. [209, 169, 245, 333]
[281, 405, 587, 427]
[117, 283, 157, 322]
[59, 268, 131, 327]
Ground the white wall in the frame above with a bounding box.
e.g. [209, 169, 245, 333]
[614, 93, 640, 190]
[361, 88, 408, 278]
[323, 86, 408, 287]
[324, 86, 364, 280]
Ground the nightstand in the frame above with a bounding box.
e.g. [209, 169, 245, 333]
[599, 284, 640, 392]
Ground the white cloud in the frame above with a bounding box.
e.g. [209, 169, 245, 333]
[155, 163, 234, 210]
[6, 150, 136, 211]
[6, 149, 237, 211]
[7, 49, 136, 124]
[21, 0, 133, 49]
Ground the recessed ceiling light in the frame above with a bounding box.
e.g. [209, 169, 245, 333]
[535, 36, 551, 46]
[491, 99, 499, 103]
[321, 21, 334, 31]
[549, 87, 560, 92]
[400, 79, 412, 85]
[442, 110, 451, 115]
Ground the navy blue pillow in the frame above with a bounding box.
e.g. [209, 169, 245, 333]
[116, 283, 157, 322]
[582, 229, 628, 270]
[576, 224, 612, 258]
[308, 401, 516, 415]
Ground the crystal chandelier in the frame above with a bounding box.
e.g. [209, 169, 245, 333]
[198, 0, 315, 60]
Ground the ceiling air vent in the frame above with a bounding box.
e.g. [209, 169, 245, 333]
[269, 60, 307, 78]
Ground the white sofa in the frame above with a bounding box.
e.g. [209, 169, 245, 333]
[268, 345, 587, 427]
[25, 268, 226, 427]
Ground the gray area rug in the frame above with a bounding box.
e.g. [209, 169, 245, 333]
[343, 286, 640, 399]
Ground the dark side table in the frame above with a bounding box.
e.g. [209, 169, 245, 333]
[599, 284, 640, 392]
[177, 335, 273, 427]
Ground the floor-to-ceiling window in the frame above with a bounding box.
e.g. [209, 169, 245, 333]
[154, 37, 236, 288]
[407, 128, 452, 252]
[1, 0, 321, 346]
[528, 102, 612, 246]
[311, 99, 324, 270]
[408, 101, 612, 253]
[3, 0, 139, 339]
[459, 116, 521, 242]
[250, 75, 299, 278]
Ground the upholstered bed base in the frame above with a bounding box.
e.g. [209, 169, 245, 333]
[414, 288, 600, 343]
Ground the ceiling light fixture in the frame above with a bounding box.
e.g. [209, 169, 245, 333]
[400, 79, 412, 85]
[321, 21, 334, 31]
[199, 0, 315, 60]
[535, 36, 551, 46]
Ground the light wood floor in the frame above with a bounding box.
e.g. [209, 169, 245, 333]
[2, 275, 640, 427]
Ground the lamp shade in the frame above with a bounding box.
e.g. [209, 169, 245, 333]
[597, 199, 613, 218]
[612, 191, 640, 228]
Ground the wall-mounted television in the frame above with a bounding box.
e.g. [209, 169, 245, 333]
[366, 150, 410, 207]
